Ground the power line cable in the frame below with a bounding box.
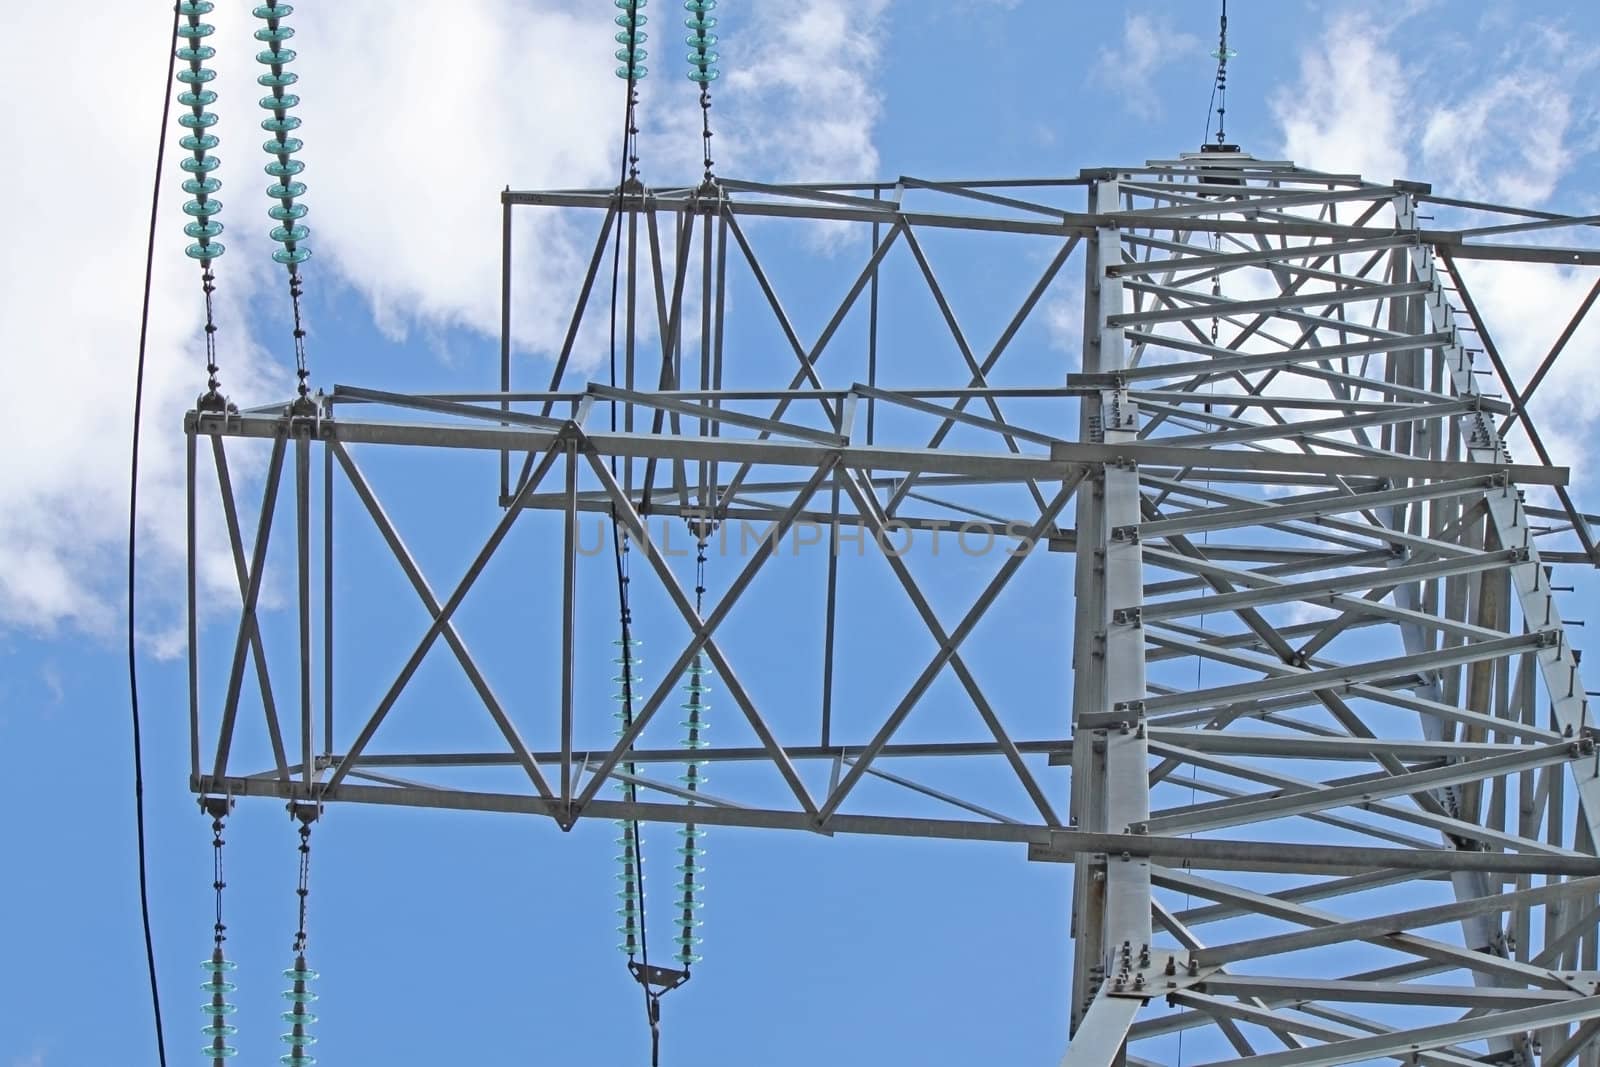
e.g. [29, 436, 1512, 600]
[130, 5, 183, 1066]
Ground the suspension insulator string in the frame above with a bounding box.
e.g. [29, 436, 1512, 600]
[1205, 0, 1237, 147]
[281, 814, 320, 1067]
[684, 0, 720, 184]
[174, 2, 228, 409]
[676, 523, 715, 968]
[613, 528, 647, 962]
[201, 805, 239, 1064]
[615, 0, 648, 185]
[610, 524, 674, 1065]
[615, 0, 650, 82]
[255, 0, 315, 410]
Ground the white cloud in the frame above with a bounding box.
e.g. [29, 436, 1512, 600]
[1272, 13, 1411, 183]
[1276, 11, 1600, 202]
[291, 3, 618, 358]
[1419, 78, 1567, 205]
[0, 0, 890, 640]
[295, 0, 892, 358]
[720, 0, 889, 181]
[1044, 276, 1084, 358]
[0, 6, 284, 637]
[1094, 14, 1203, 120]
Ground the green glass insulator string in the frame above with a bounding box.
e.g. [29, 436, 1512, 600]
[255, 0, 315, 405]
[676, 530, 713, 966]
[684, 0, 719, 83]
[174, 2, 228, 403]
[615, 0, 649, 81]
[255, 2, 309, 267]
[176, 2, 225, 266]
[279, 959, 319, 1067]
[201, 814, 237, 1063]
[200, 955, 239, 1062]
[281, 820, 318, 1067]
[613, 532, 647, 957]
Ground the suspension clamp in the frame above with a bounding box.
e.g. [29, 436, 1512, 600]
[287, 801, 321, 826]
[629, 960, 690, 993]
[196, 389, 234, 415]
[200, 796, 233, 819]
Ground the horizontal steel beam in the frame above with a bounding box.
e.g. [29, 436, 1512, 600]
[195, 775, 1600, 877]
[332, 738, 1071, 767]
[192, 409, 1570, 486]
[1110, 281, 1433, 328]
[1195, 876, 1600, 966]
[1197, 975, 1580, 1008]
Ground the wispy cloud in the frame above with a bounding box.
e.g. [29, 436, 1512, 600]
[298, 0, 892, 356]
[1418, 22, 1600, 207]
[1271, 9, 1600, 487]
[1272, 13, 1411, 182]
[720, 0, 890, 180]
[1094, 14, 1203, 120]
[1275, 10, 1600, 201]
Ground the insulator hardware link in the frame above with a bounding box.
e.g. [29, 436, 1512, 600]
[685, 0, 719, 181]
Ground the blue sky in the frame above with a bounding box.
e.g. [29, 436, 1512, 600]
[6, 1, 1600, 1065]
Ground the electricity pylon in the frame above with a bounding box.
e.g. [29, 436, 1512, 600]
[189, 150, 1600, 1064]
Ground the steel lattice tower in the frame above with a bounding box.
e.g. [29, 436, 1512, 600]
[188, 151, 1600, 1065]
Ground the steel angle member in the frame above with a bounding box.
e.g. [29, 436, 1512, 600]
[1047, 438, 1566, 485]
[1028, 832, 1600, 877]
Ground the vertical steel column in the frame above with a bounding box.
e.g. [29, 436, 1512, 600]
[323, 437, 334, 758]
[500, 196, 512, 501]
[624, 201, 639, 498]
[187, 428, 201, 782]
[296, 432, 313, 787]
[1068, 177, 1113, 1036]
[710, 204, 728, 499]
[1066, 173, 1152, 1065]
[560, 436, 578, 810]
[1386, 223, 1514, 1058]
